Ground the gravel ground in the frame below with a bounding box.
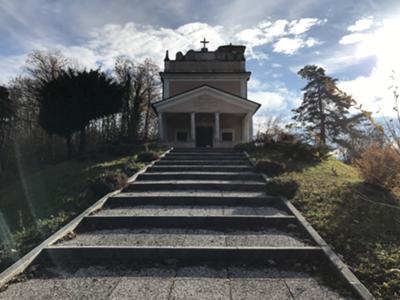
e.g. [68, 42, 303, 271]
[0, 265, 354, 299]
[58, 228, 310, 247]
[95, 205, 288, 216]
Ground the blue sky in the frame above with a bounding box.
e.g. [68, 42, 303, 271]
[1, 0, 400, 126]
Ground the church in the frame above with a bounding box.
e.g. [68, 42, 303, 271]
[153, 39, 260, 148]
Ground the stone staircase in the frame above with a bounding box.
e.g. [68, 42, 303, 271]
[0, 148, 372, 299]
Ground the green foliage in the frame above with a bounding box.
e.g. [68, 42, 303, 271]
[251, 148, 400, 299]
[0, 145, 163, 272]
[265, 179, 298, 199]
[233, 142, 256, 152]
[293, 65, 372, 146]
[136, 151, 160, 163]
[279, 141, 331, 162]
[244, 139, 331, 163]
[255, 159, 286, 177]
[38, 69, 124, 155]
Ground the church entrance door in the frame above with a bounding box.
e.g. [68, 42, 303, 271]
[196, 127, 213, 147]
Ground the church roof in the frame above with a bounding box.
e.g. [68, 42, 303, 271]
[164, 44, 247, 73]
[152, 84, 260, 114]
[170, 45, 246, 62]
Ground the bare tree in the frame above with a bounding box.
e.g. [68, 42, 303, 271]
[114, 58, 160, 142]
[142, 59, 161, 141]
[381, 76, 400, 154]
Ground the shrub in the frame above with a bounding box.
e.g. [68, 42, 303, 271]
[90, 172, 128, 198]
[279, 142, 331, 162]
[265, 179, 299, 199]
[255, 159, 286, 177]
[276, 132, 298, 143]
[355, 144, 400, 191]
[234, 142, 256, 152]
[136, 151, 159, 163]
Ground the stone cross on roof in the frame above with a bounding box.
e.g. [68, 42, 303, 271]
[200, 38, 209, 50]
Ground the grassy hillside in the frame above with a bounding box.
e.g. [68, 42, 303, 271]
[0, 145, 165, 272]
[250, 149, 400, 299]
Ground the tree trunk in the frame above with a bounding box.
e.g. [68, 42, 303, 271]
[79, 127, 86, 155]
[143, 90, 151, 141]
[318, 86, 326, 145]
[66, 135, 72, 159]
[129, 106, 139, 142]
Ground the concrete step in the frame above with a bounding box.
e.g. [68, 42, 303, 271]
[58, 228, 311, 248]
[155, 160, 251, 165]
[136, 172, 264, 181]
[124, 180, 266, 192]
[104, 194, 284, 208]
[37, 246, 324, 268]
[95, 205, 289, 217]
[163, 155, 246, 161]
[167, 152, 245, 157]
[76, 216, 298, 232]
[172, 148, 241, 152]
[0, 264, 353, 300]
[148, 165, 254, 172]
[106, 190, 270, 199]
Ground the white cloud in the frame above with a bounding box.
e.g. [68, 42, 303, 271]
[273, 36, 321, 55]
[334, 17, 400, 117]
[0, 17, 326, 83]
[348, 16, 374, 32]
[289, 18, 326, 35]
[339, 32, 368, 45]
[248, 78, 269, 90]
[273, 38, 304, 54]
[249, 85, 300, 119]
[234, 19, 289, 48]
[250, 91, 285, 110]
[235, 18, 324, 58]
[0, 55, 26, 85]
[304, 37, 321, 47]
[339, 69, 395, 117]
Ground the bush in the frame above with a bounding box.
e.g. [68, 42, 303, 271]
[355, 144, 400, 191]
[255, 159, 286, 177]
[136, 151, 159, 163]
[234, 142, 256, 152]
[90, 172, 128, 197]
[265, 179, 299, 199]
[279, 142, 331, 162]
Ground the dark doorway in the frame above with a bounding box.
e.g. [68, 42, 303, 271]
[196, 127, 213, 147]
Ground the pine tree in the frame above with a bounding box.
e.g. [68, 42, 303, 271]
[293, 65, 369, 146]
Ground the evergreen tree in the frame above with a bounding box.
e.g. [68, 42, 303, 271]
[0, 86, 15, 172]
[293, 65, 370, 146]
[38, 69, 123, 157]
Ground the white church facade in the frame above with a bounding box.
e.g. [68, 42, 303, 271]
[153, 40, 260, 148]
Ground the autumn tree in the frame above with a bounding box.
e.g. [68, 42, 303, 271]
[38, 69, 123, 157]
[292, 65, 373, 146]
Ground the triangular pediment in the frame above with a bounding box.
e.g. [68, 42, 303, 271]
[153, 85, 260, 114]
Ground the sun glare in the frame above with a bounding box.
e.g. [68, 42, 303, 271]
[357, 16, 400, 77]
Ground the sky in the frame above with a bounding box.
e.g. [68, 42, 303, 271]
[1, 0, 400, 127]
